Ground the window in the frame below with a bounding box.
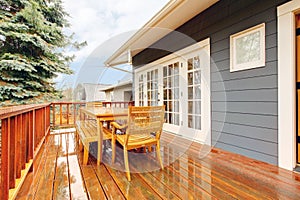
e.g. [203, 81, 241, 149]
[230, 23, 265, 72]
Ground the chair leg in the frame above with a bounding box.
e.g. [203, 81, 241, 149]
[97, 140, 102, 166]
[75, 130, 78, 144]
[78, 140, 83, 152]
[124, 148, 131, 181]
[112, 137, 116, 164]
[83, 143, 89, 165]
[156, 142, 164, 170]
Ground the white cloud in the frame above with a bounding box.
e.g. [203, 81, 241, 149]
[62, 0, 168, 70]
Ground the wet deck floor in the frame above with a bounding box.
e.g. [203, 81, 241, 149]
[16, 131, 300, 199]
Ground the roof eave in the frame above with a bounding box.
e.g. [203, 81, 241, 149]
[105, 0, 219, 67]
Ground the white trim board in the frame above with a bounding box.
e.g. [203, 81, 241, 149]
[277, 0, 300, 171]
[135, 38, 210, 73]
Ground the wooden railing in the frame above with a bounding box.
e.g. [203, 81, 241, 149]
[0, 101, 134, 199]
[0, 104, 51, 200]
[51, 101, 134, 128]
[51, 102, 86, 128]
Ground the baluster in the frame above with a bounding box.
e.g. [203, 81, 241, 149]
[21, 114, 26, 170]
[9, 117, 16, 189]
[28, 111, 33, 161]
[16, 115, 21, 179]
[60, 104, 63, 125]
[73, 103, 76, 125]
[52, 103, 56, 127]
[67, 103, 70, 125]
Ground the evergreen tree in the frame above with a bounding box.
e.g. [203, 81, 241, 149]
[0, 0, 85, 105]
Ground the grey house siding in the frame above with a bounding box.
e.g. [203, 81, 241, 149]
[132, 0, 290, 165]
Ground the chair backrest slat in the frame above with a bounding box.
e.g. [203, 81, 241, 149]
[126, 106, 165, 136]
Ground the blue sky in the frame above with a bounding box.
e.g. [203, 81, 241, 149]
[57, 0, 168, 89]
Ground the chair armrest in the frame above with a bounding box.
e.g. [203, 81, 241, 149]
[111, 122, 128, 131]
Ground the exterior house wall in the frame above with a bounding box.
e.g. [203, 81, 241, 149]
[104, 84, 132, 102]
[105, 90, 112, 101]
[132, 0, 290, 165]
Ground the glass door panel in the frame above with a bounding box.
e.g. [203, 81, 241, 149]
[147, 69, 159, 106]
[296, 14, 300, 163]
[138, 73, 144, 106]
[187, 56, 202, 130]
[163, 62, 180, 126]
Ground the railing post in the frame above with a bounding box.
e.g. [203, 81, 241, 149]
[52, 103, 56, 127]
[1, 118, 10, 200]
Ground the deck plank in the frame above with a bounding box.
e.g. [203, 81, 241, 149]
[161, 148, 268, 199]
[33, 134, 60, 199]
[189, 141, 300, 199]
[92, 164, 126, 200]
[133, 148, 222, 200]
[67, 133, 88, 200]
[104, 166, 161, 200]
[77, 151, 107, 199]
[15, 131, 300, 200]
[52, 134, 70, 200]
[104, 150, 162, 200]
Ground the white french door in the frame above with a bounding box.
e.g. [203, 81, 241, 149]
[181, 47, 210, 144]
[134, 38, 211, 145]
[135, 68, 163, 106]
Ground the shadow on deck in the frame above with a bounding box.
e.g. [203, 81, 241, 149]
[16, 130, 300, 199]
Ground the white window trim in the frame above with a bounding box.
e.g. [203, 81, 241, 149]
[277, 0, 300, 171]
[230, 23, 266, 72]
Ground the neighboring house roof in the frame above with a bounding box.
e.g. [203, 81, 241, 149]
[100, 73, 132, 91]
[105, 0, 219, 66]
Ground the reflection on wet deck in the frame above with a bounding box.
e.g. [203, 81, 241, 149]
[16, 131, 300, 199]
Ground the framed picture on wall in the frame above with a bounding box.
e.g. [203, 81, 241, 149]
[230, 23, 265, 72]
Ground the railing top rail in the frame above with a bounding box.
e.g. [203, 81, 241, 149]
[102, 101, 134, 103]
[0, 103, 51, 119]
[51, 101, 86, 105]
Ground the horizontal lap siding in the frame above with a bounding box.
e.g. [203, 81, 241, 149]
[133, 0, 290, 165]
[208, 0, 287, 165]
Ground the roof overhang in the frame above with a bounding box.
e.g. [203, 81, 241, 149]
[105, 0, 219, 67]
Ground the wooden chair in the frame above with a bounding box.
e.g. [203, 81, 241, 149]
[110, 105, 165, 181]
[85, 101, 103, 108]
[76, 119, 112, 165]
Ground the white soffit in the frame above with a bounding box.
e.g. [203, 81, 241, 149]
[105, 0, 219, 66]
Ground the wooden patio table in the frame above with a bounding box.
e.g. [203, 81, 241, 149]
[79, 107, 128, 164]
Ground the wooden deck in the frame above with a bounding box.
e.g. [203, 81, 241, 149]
[16, 130, 300, 200]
